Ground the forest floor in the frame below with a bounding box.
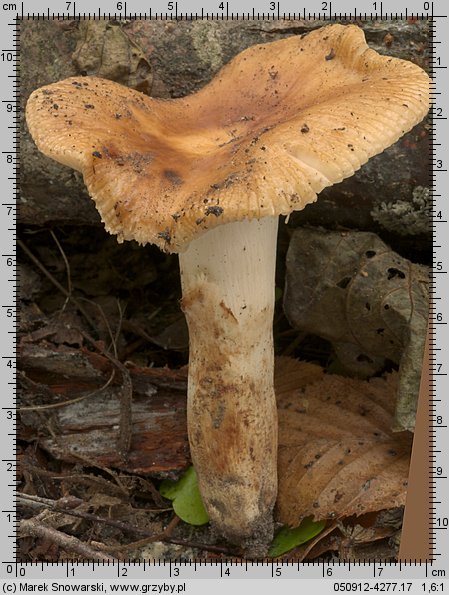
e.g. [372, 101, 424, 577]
[18, 223, 411, 562]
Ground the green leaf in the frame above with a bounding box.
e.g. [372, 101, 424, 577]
[159, 466, 209, 526]
[268, 517, 326, 557]
[275, 286, 283, 302]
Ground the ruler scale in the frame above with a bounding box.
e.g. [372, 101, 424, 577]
[0, 0, 447, 587]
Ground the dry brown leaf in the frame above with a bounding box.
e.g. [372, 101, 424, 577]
[274, 358, 412, 527]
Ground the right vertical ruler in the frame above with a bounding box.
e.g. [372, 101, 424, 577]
[399, 3, 448, 566]
[429, 2, 449, 565]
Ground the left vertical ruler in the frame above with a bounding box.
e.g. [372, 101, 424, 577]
[0, 7, 20, 564]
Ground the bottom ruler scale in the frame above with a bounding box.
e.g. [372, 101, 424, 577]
[1, 561, 448, 580]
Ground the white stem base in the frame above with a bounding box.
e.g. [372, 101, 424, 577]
[179, 216, 279, 551]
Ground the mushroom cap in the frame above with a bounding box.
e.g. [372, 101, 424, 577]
[26, 24, 430, 252]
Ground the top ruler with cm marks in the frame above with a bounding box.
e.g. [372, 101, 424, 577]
[4, 1, 447, 20]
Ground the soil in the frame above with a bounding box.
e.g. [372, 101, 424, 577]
[17, 221, 411, 562]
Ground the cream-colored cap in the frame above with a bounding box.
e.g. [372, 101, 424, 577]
[26, 24, 430, 252]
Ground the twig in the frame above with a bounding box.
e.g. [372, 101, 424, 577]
[18, 493, 231, 556]
[19, 370, 115, 412]
[79, 329, 132, 459]
[18, 494, 84, 512]
[50, 230, 72, 312]
[100, 516, 181, 553]
[19, 517, 117, 562]
[99, 519, 234, 556]
[18, 493, 170, 536]
[121, 311, 163, 345]
[114, 300, 126, 359]
[65, 451, 130, 496]
[23, 463, 132, 497]
[78, 297, 119, 359]
[133, 476, 168, 509]
[18, 238, 97, 332]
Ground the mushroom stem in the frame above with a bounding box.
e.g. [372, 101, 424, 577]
[179, 216, 279, 551]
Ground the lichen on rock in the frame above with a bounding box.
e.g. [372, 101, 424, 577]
[371, 186, 431, 236]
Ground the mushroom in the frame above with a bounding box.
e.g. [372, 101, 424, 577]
[25, 24, 430, 553]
